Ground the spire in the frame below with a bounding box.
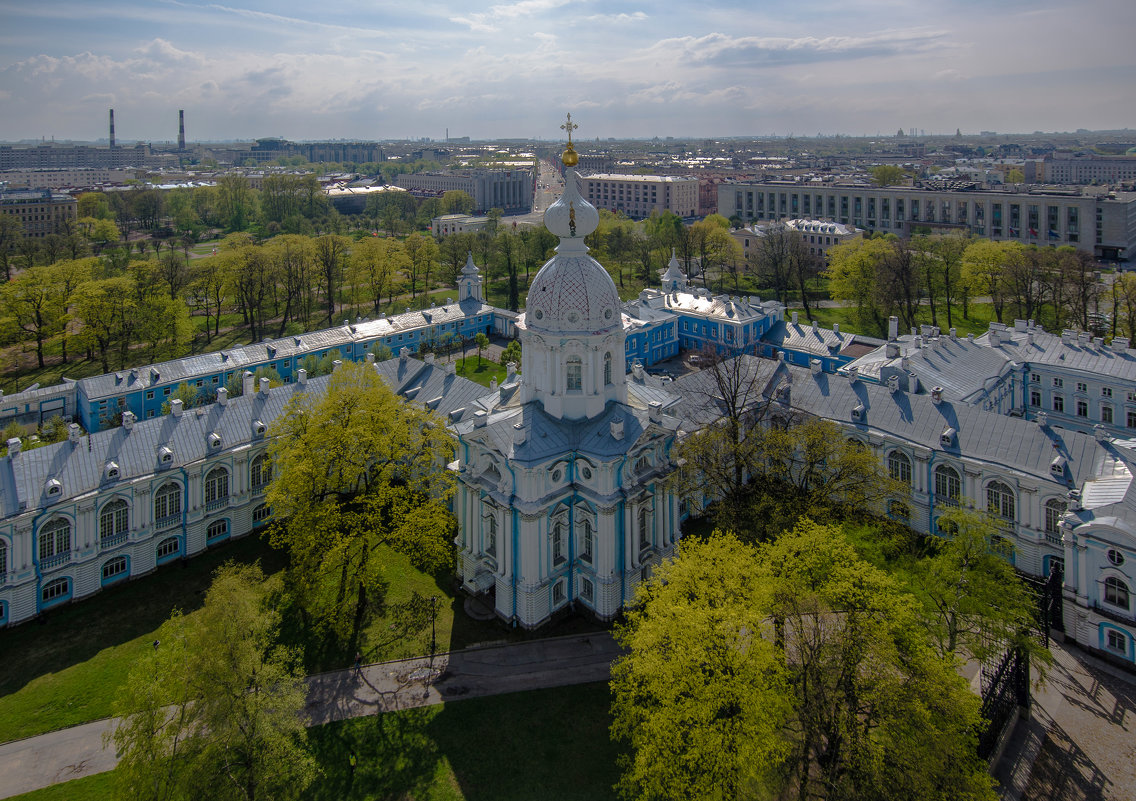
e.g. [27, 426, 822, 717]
[544, 113, 597, 250]
[662, 247, 687, 291]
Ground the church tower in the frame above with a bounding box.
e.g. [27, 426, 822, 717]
[458, 251, 483, 303]
[520, 120, 627, 419]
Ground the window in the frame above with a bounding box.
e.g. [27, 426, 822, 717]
[552, 521, 566, 565]
[1102, 387, 1113, 398]
[986, 481, 1016, 522]
[146, 390, 154, 400]
[1030, 390, 1041, 407]
[1077, 400, 1088, 418]
[1104, 576, 1130, 609]
[486, 515, 497, 557]
[1103, 405, 1114, 424]
[580, 520, 594, 563]
[250, 454, 271, 490]
[552, 580, 566, 607]
[638, 506, 651, 550]
[38, 518, 70, 561]
[102, 556, 128, 581]
[206, 519, 229, 542]
[1107, 629, 1127, 652]
[252, 505, 271, 523]
[1045, 499, 1067, 534]
[154, 482, 180, 522]
[604, 352, 612, 386]
[157, 537, 180, 560]
[99, 499, 129, 543]
[1107, 549, 1126, 567]
[581, 577, 594, 603]
[934, 465, 961, 504]
[0, 539, 7, 576]
[566, 357, 582, 392]
[1047, 556, 1065, 579]
[888, 451, 912, 485]
[1053, 377, 1063, 388]
[1053, 396, 1064, 413]
[1076, 382, 1087, 394]
[204, 467, 229, 504]
[42, 577, 70, 604]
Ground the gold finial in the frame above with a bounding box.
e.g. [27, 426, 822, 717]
[560, 112, 579, 167]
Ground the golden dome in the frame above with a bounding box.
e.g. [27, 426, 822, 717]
[562, 142, 579, 167]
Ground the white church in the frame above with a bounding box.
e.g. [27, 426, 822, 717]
[450, 132, 684, 627]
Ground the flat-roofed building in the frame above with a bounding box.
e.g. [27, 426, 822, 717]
[582, 174, 698, 219]
[1, 168, 135, 189]
[0, 189, 77, 238]
[719, 179, 1136, 261]
[396, 169, 533, 214]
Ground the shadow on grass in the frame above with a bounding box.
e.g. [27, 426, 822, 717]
[0, 533, 287, 699]
[304, 683, 622, 801]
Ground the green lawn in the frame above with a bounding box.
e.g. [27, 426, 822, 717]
[454, 357, 507, 387]
[787, 302, 1000, 339]
[8, 682, 622, 801]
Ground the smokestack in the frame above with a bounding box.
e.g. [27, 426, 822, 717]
[109, 109, 115, 149]
[178, 110, 185, 150]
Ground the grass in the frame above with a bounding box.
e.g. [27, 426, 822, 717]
[0, 527, 605, 744]
[8, 682, 622, 801]
[454, 357, 507, 388]
[786, 302, 1000, 339]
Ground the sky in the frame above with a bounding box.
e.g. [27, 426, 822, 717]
[1, 0, 1134, 143]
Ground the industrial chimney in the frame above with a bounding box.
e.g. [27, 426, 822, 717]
[109, 109, 115, 148]
[178, 110, 185, 150]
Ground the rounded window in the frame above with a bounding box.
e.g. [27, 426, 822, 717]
[604, 309, 613, 320]
[581, 466, 592, 480]
[1107, 549, 1125, 567]
[551, 469, 562, 482]
[567, 312, 579, 324]
[534, 309, 544, 320]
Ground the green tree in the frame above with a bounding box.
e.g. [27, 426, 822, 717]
[1, 265, 65, 368]
[314, 234, 350, 326]
[161, 381, 204, 414]
[73, 276, 137, 372]
[111, 564, 316, 801]
[499, 338, 522, 367]
[826, 236, 895, 336]
[0, 214, 22, 281]
[962, 239, 1017, 323]
[266, 361, 457, 640]
[403, 232, 439, 299]
[474, 332, 490, 365]
[871, 164, 908, 187]
[440, 190, 475, 215]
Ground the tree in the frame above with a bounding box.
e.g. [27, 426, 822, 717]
[73, 276, 137, 373]
[612, 522, 998, 801]
[826, 236, 895, 336]
[111, 564, 316, 801]
[189, 254, 229, 342]
[266, 361, 457, 640]
[962, 239, 1016, 323]
[499, 339, 522, 367]
[917, 507, 1049, 663]
[1006, 168, 1025, 184]
[871, 164, 908, 187]
[217, 174, 255, 231]
[314, 234, 351, 325]
[474, 332, 490, 365]
[440, 190, 475, 215]
[1, 265, 64, 368]
[403, 232, 439, 300]
[0, 214, 22, 281]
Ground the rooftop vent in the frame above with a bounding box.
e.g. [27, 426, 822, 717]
[1050, 455, 1067, 476]
[931, 386, 944, 405]
[208, 432, 222, 449]
[610, 419, 625, 440]
[852, 403, 865, 421]
[122, 411, 136, 431]
[940, 427, 956, 447]
[6, 437, 20, 457]
[104, 460, 120, 480]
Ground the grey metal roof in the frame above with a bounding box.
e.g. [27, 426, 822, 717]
[978, 326, 1136, 381]
[762, 320, 881, 359]
[1, 375, 333, 519]
[373, 357, 490, 424]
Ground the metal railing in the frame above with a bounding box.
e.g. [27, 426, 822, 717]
[205, 497, 229, 513]
[39, 552, 72, 571]
[155, 514, 181, 531]
[100, 532, 128, 550]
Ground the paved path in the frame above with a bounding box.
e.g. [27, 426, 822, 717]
[0, 633, 622, 799]
[995, 639, 1136, 801]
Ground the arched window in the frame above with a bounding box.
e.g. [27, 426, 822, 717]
[986, 481, 1016, 522]
[99, 499, 128, 544]
[604, 352, 613, 386]
[888, 451, 912, 485]
[579, 519, 594, 563]
[205, 467, 229, 505]
[1045, 498, 1067, 535]
[156, 537, 180, 561]
[42, 577, 70, 604]
[154, 482, 181, 524]
[38, 518, 71, 562]
[552, 520, 566, 565]
[252, 504, 271, 524]
[1104, 576, 1130, 609]
[250, 454, 271, 491]
[206, 519, 229, 542]
[102, 556, 128, 582]
[638, 506, 651, 550]
[934, 464, 961, 505]
[566, 357, 582, 392]
[0, 539, 7, 576]
[485, 514, 497, 558]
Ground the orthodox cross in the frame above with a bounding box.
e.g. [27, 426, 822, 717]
[561, 113, 578, 145]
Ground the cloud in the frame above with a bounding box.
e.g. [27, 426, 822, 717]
[450, 0, 572, 32]
[580, 11, 647, 24]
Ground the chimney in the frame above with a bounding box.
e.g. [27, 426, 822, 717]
[1095, 424, 1111, 442]
[887, 375, 900, 393]
[68, 422, 82, 443]
[949, 327, 957, 340]
[171, 399, 184, 417]
[506, 362, 518, 383]
[489, 377, 498, 391]
[513, 423, 527, 445]
[610, 419, 624, 440]
[259, 377, 270, 396]
[648, 401, 662, 422]
[6, 437, 20, 457]
[791, 311, 799, 325]
[122, 411, 136, 430]
[109, 109, 115, 149]
[833, 323, 840, 336]
[810, 359, 822, 374]
[931, 386, 943, 405]
[332, 359, 343, 372]
[1037, 411, 1048, 427]
[297, 368, 308, 385]
[399, 347, 410, 363]
[847, 366, 859, 383]
[445, 360, 456, 375]
[425, 353, 435, 366]
[888, 316, 899, 340]
[216, 387, 228, 406]
[989, 329, 1000, 346]
[885, 342, 901, 358]
[178, 109, 185, 150]
[242, 370, 254, 396]
[366, 352, 375, 364]
[811, 319, 819, 333]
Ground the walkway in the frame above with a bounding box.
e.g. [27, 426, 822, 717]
[0, 633, 622, 799]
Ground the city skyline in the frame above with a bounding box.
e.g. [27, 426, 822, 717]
[0, 0, 1134, 143]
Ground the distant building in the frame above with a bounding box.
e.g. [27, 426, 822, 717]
[0, 144, 172, 171]
[0, 168, 135, 189]
[718, 179, 1136, 261]
[730, 219, 860, 262]
[1042, 151, 1136, 184]
[431, 214, 490, 236]
[395, 169, 533, 214]
[581, 174, 699, 219]
[0, 189, 77, 238]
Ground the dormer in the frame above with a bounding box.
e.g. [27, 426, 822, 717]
[158, 445, 174, 466]
[252, 419, 267, 437]
[852, 403, 865, 421]
[104, 460, 121, 481]
[208, 432, 223, 450]
[940, 427, 956, 448]
[1050, 455, 1067, 477]
[45, 477, 63, 498]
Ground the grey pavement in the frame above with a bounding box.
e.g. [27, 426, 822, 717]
[995, 638, 1136, 801]
[0, 632, 622, 799]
